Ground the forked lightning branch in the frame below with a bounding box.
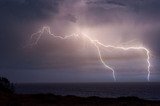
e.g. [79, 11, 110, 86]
[29, 26, 151, 82]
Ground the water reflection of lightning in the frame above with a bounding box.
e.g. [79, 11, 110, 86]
[29, 26, 151, 81]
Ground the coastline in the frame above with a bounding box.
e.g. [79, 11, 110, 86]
[15, 82, 160, 100]
[0, 92, 160, 106]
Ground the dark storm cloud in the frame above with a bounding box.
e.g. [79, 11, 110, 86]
[1, 0, 160, 69]
[86, 0, 126, 7]
[85, 0, 160, 55]
[63, 14, 77, 23]
[0, 0, 63, 69]
[0, 0, 60, 21]
[86, 0, 160, 22]
[0, 0, 160, 82]
[130, 0, 160, 15]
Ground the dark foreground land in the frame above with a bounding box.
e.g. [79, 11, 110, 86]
[0, 92, 160, 106]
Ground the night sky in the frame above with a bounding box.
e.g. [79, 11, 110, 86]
[0, 0, 160, 83]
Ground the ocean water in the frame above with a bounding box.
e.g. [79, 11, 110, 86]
[15, 82, 160, 100]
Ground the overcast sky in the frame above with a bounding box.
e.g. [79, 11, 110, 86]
[0, 0, 160, 83]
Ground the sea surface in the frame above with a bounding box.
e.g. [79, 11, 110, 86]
[15, 82, 160, 100]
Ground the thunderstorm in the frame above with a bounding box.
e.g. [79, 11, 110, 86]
[29, 26, 151, 82]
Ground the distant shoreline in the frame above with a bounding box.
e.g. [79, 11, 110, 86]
[0, 92, 160, 106]
[15, 82, 160, 100]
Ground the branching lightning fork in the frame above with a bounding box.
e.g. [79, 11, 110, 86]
[29, 26, 151, 81]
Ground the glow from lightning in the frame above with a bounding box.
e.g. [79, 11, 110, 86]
[29, 26, 151, 82]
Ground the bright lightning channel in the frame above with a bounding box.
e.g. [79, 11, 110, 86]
[29, 26, 151, 82]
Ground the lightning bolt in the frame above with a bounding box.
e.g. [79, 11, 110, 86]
[29, 26, 151, 82]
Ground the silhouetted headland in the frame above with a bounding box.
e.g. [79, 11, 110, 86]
[0, 77, 160, 106]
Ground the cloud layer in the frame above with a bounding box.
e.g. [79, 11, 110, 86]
[0, 0, 160, 82]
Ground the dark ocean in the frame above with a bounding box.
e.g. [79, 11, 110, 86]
[15, 82, 160, 100]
